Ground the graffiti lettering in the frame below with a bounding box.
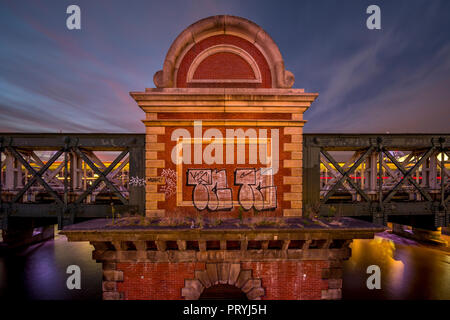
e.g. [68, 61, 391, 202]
[235, 168, 277, 210]
[187, 169, 233, 211]
[186, 168, 277, 211]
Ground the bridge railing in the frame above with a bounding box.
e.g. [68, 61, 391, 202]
[1, 133, 448, 228]
[303, 134, 449, 226]
[0, 133, 145, 229]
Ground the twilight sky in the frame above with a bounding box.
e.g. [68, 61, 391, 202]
[0, 0, 449, 133]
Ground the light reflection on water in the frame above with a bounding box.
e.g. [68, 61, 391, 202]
[343, 235, 450, 300]
[0, 234, 102, 300]
[0, 232, 448, 300]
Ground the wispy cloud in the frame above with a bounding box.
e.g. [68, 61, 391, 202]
[305, 42, 450, 132]
[0, 0, 448, 134]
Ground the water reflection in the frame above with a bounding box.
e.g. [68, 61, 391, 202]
[344, 237, 405, 299]
[343, 234, 450, 299]
[0, 231, 448, 300]
[0, 233, 102, 300]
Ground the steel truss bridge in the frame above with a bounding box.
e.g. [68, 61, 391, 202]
[303, 134, 449, 228]
[0, 133, 144, 230]
[0, 133, 449, 230]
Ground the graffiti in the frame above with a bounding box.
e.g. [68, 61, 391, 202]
[129, 176, 146, 187]
[147, 177, 164, 183]
[161, 168, 177, 198]
[186, 168, 277, 211]
[235, 168, 277, 210]
[187, 169, 233, 211]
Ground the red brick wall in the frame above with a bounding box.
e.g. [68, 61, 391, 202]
[242, 261, 329, 300]
[193, 52, 255, 80]
[116, 262, 206, 300]
[157, 126, 291, 218]
[176, 34, 272, 88]
[116, 261, 329, 300]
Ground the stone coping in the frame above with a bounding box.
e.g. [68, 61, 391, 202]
[131, 88, 318, 99]
[61, 217, 385, 241]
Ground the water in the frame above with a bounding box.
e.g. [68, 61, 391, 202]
[0, 231, 448, 300]
[343, 233, 450, 300]
[0, 234, 102, 300]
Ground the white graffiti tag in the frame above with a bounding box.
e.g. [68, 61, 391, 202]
[160, 168, 177, 198]
[129, 176, 146, 187]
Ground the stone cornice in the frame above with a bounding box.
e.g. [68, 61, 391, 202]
[142, 120, 307, 127]
[131, 88, 317, 100]
[130, 88, 318, 115]
[91, 247, 352, 263]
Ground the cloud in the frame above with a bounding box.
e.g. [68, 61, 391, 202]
[305, 43, 450, 133]
[0, 0, 448, 135]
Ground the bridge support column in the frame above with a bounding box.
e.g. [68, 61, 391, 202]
[62, 217, 384, 300]
[442, 227, 450, 236]
[391, 222, 447, 246]
[411, 227, 447, 246]
[1, 219, 55, 249]
[391, 223, 406, 234]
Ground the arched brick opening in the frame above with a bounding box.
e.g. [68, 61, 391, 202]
[199, 284, 248, 300]
[181, 263, 265, 300]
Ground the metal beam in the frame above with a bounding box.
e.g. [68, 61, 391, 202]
[73, 147, 129, 205]
[320, 147, 373, 203]
[383, 147, 435, 203]
[382, 148, 433, 202]
[7, 146, 64, 206]
[0, 133, 144, 150]
[11, 148, 64, 203]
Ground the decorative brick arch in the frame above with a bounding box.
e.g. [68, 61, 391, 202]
[186, 44, 262, 84]
[153, 15, 295, 89]
[181, 263, 265, 300]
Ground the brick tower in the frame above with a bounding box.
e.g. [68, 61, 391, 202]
[133, 15, 317, 218]
[62, 15, 383, 300]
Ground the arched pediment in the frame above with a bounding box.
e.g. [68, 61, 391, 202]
[153, 15, 295, 89]
[187, 44, 262, 84]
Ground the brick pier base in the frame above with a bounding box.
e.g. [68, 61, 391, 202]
[62, 218, 383, 300]
[100, 259, 346, 300]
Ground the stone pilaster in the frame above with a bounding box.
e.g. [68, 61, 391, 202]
[283, 126, 303, 216]
[102, 261, 124, 300]
[90, 241, 124, 300]
[321, 259, 344, 300]
[320, 240, 352, 300]
[145, 126, 166, 217]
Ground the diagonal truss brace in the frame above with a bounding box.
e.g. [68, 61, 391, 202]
[382, 147, 435, 203]
[444, 150, 450, 205]
[7, 146, 64, 206]
[382, 148, 433, 202]
[320, 146, 374, 203]
[73, 147, 129, 205]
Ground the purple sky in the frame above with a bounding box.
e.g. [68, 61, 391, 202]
[0, 0, 449, 134]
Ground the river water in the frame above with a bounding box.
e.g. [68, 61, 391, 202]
[0, 231, 448, 300]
